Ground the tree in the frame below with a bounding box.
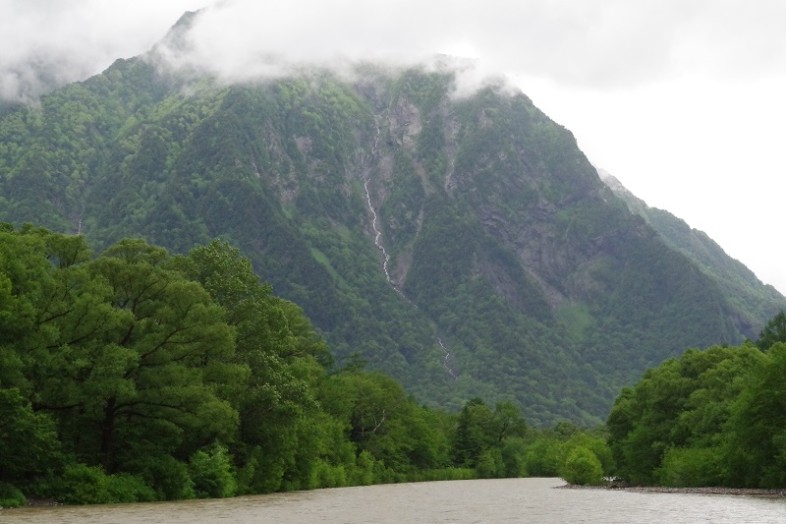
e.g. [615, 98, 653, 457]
[179, 239, 330, 492]
[726, 342, 786, 488]
[452, 398, 528, 475]
[453, 398, 496, 468]
[607, 344, 765, 486]
[22, 236, 241, 473]
[491, 401, 528, 443]
[0, 387, 62, 486]
[189, 443, 237, 498]
[757, 311, 786, 351]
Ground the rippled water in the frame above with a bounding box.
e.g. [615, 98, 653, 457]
[3, 478, 786, 523]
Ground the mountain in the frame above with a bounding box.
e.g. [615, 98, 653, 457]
[600, 170, 784, 338]
[1, 20, 783, 425]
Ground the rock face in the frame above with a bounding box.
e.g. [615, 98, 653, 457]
[0, 51, 783, 425]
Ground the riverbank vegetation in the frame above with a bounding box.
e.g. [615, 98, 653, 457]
[6, 225, 784, 506]
[607, 312, 786, 489]
[0, 226, 609, 507]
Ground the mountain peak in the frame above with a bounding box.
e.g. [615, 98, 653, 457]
[1, 59, 783, 424]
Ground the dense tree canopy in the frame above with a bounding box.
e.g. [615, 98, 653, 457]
[4, 225, 783, 505]
[756, 310, 786, 351]
[0, 225, 610, 506]
[607, 323, 786, 489]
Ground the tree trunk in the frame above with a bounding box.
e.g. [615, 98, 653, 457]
[100, 397, 117, 472]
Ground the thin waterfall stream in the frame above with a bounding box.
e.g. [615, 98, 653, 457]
[364, 180, 395, 292]
[363, 168, 457, 380]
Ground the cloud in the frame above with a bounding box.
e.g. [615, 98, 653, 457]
[681, 0, 786, 76]
[153, 0, 786, 89]
[1, 0, 784, 293]
[0, 0, 205, 102]
[3, 0, 785, 102]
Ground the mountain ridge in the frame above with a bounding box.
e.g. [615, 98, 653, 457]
[600, 170, 784, 336]
[0, 34, 783, 424]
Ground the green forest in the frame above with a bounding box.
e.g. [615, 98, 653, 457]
[2, 225, 785, 508]
[608, 313, 786, 489]
[0, 226, 609, 507]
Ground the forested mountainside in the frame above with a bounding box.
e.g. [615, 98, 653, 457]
[1, 30, 783, 424]
[601, 172, 785, 337]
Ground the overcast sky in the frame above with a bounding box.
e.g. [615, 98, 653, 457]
[1, 0, 784, 295]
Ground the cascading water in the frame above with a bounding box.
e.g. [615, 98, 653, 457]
[364, 180, 395, 290]
[363, 164, 457, 380]
[359, 103, 458, 379]
[438, 337, 457, 380]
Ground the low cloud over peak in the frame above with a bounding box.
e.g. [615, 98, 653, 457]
[0, 0, 202, 103]
[1, 0, 785, 293]
[153, 0, 786, 88]
[3, 0, 785, 102]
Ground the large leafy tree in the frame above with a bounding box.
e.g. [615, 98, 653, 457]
[5, 229, 241, 474]
[177, 239, 332, 492]
[452, 398, 527, 474]
[1, 225, 563, 503]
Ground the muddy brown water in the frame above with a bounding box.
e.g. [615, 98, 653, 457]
[3, 477, 786, 523]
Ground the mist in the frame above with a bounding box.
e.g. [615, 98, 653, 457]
[152, 0, 699, 87]
[2, 0, 785, 294]
[6, 0, 785, 102]
[0, 0, 202, 103]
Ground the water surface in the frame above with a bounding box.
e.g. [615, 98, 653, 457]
[3, 477, 785, 523]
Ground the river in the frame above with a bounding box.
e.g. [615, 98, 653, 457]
[3, 478, 786, 523]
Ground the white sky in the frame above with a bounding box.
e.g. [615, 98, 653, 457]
[1, 0, 784, 295]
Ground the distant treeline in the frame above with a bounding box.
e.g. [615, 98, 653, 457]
[0, 225, 609, 507]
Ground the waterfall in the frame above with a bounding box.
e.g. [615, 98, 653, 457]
[363, 177, 457, 380]
[438, 337, 457, 380]
[363, 109, 457, 380]
[364, 179, 394, 289]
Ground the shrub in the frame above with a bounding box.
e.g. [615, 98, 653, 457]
[189, 443, 237, 498]
[657, 447, 723, 487]
[106, 473, 157, 503]
[560, 447, 603, 486]
[476, 448, 504, 479]
[501, 437, 528, 477]
[405, 468, 476, 482]
[56, 464, 156, 504]
[311, 460, 348, 489]
[350, 450, 376, 486]
[523, 437, 563, 476]
[131, 455, 195, 501]
[0, 482, 26, 508]
[57, 464, 112, 504]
